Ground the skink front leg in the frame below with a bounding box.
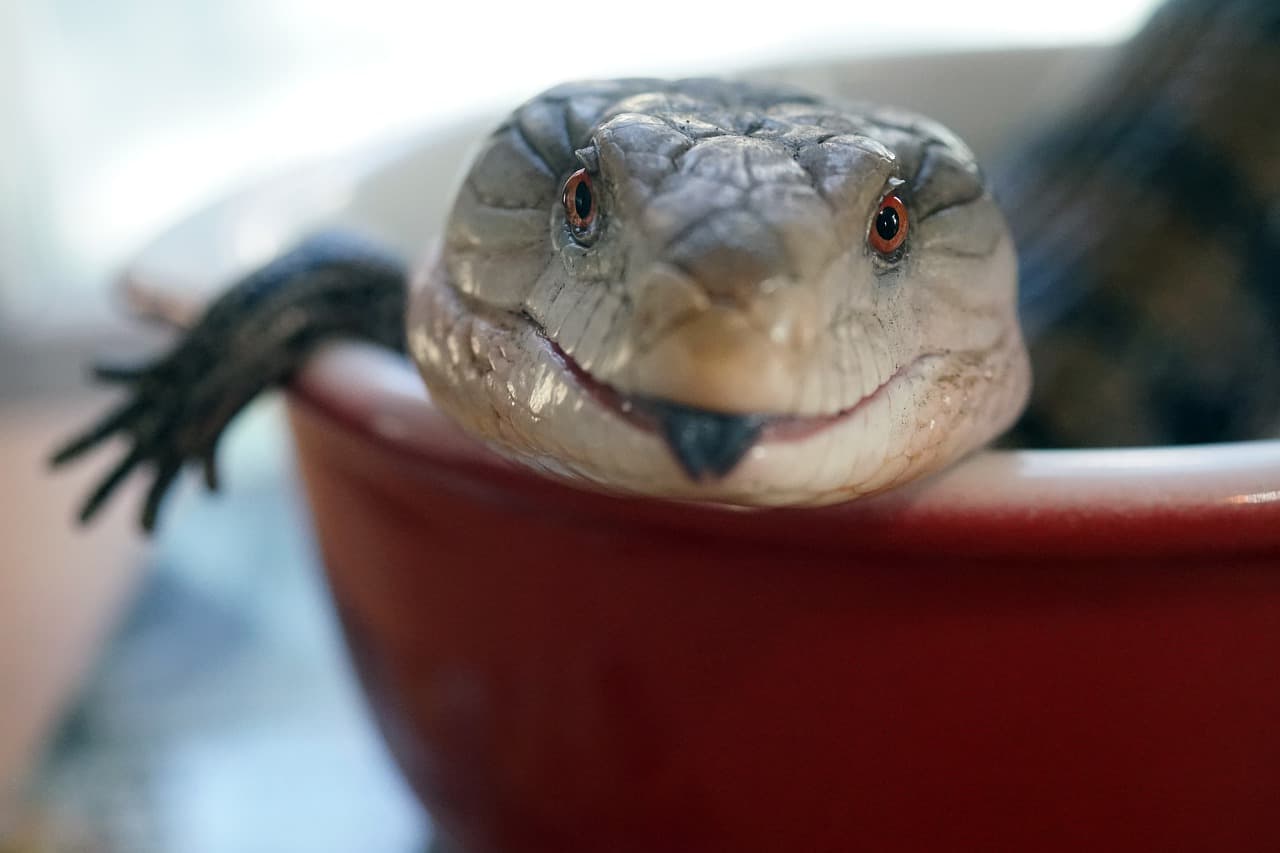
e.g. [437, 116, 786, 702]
[51, 233, 408, 532]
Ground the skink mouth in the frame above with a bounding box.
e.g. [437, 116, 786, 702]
[540, 334, 918, 481]
[535, 337, 752, 478]
[535, 336, 760, 478]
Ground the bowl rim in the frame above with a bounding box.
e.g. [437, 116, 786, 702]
[289, 344, 1280, 563]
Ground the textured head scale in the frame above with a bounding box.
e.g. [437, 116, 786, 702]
[411, 78, 1029, 505]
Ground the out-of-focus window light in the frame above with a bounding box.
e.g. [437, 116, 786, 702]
[1, 0, 1160, 333]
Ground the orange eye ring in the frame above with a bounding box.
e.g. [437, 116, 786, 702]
[869, 193, 909, 255]
[563, 168, 596, 232]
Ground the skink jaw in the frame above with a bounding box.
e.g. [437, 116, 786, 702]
[635, 398, 765, 480]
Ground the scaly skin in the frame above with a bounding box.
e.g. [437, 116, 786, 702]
[410, 79, 1028, 505]
[1003, 0, 1280, 447]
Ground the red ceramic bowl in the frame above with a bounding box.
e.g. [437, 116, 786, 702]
[116, 44, 1276, 852]
[289, 344, 1280, 853]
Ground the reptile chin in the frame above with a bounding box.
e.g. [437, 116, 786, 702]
[543, 334, 936, 482]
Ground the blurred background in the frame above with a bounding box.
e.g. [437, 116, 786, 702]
[1, 1, 1161, 850]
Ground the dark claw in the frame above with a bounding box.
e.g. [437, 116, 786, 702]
[78, 446, 146, 524]
[50, 398, 147, 467]
[142, 457, 183, 532]
[201, 445, 221, 492]
[51, 358, 194, 531]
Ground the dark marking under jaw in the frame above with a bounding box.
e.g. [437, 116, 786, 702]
[538, 328, 764, 479]
[636, 398, 765, 480]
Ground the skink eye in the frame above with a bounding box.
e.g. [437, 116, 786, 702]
[563, 168, 596, 234]
[869, 193, 909, 256]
